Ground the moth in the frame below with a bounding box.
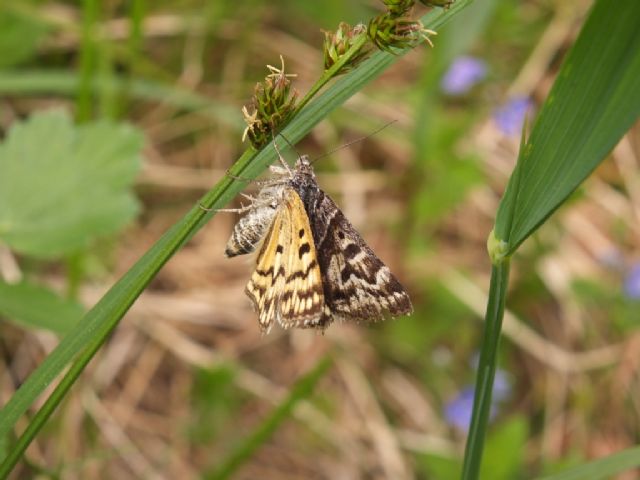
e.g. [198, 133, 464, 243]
[225, 151, 412, 333]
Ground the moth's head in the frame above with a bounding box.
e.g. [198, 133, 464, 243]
[296, 154, 312, 167]
[294, 155, 315, 177]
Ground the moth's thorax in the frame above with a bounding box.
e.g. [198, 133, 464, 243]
[290, 155, 319, 192]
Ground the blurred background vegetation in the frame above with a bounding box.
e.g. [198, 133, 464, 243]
[1, 0, 639, 478]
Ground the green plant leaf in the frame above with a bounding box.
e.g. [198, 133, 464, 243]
[0, 70, 244, 129]
[0, 281, 83, 335]
[463, 1, 640, 478]
[418, 416, 527, 480]
[494, 0, 640, 253]
[188, 366, 242, 445]
[480, 416, 527, 480]
[0, 9, 49, 68]
[0, 109, 143, 258]
[535, 446, 640, 480]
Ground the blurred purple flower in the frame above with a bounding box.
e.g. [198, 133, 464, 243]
[623, 262, 640, 299]
[444, 386, 476, 432]
[440, 56, 487, 95]
[493, 97, 532, 136]
[444, 369, 512, 432]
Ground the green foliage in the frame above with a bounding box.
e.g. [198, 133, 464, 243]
[535, 445, 640, 480]
[0, 110, 143, 258]
[420, 416, 528, 479]
[283, 0, 369, 28]
[463, 0, 640, 477]
[0, 70, 243, 129]
[0, 281, 84, 335]
[188, 366, 243, 445]
[0, 9, 49, 68]
[571, 278, 640, 333]
[1, 0, 639, 477]
[494, 0, 640, 253]
[0, 6, 474, 476]
[379, 280, 474, 363]
[204, 357, 331, 480]
[480, 416, 528, 479]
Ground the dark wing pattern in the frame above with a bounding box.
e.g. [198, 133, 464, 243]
[307, 190, 413, 324]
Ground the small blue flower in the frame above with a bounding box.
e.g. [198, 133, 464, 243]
[444, 386, 476, 432]
[623, 262, 640, 300]
[440, 56, 487, 95]
[444, 369, 512, 432]
[493, 97, 532, 136]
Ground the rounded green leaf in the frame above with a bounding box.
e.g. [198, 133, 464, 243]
[0, 11, 49, 68]
[0, 110, 143, 258]
[0, 281, 84, 335]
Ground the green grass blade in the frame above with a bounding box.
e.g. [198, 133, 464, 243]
[535, 446, 640, 480]
[204, 357, 332, 480]
[0, 4, 474, 475]
[127, 0, 144, 54]
[76, 0, 99, 122]
[0, 70, 243, 129]
[460, 261, 510, 480]
[462, 1, 640, 478]
[494, 0, 640, 251]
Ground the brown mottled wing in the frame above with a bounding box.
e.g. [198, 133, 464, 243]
[310, 191, 412, 323]
[245, 188, 325, 332]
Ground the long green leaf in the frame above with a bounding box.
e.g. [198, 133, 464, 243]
[0, 3, 472, 475]
[463, 0, 640, 478]
[536, 446, 640, 480]
[0, 70, 243, 129]
[460, 261, 510, 480]
[494, 0, 640, 251]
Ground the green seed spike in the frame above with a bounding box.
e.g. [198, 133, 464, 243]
[242, 56, 298, 149]
[323, 22, 370, 75]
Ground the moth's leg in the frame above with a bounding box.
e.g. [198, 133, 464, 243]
[269, 165, 290, 176]
[253, 178, 289, 187]
[224, 170, 281, 184]
[224, 169, 288, 188]
[199, 204, 242, 213]
[213, 193, 257, 210]
[200, 196, 277, 213]
[199, 202, 254, 213]
[241, 193, 257, 202]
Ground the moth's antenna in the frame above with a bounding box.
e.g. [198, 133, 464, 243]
[271, 131, 293, 174]
[277, 132, 302, 159]
[310, 120, 397, 165]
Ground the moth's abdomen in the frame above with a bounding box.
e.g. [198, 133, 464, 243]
[225, 205, 278, 257]
[225, 185, 285, 258]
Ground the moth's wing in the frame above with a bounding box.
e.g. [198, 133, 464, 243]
[245, 198, 288, 332]
[280, 189, 326, 329]
[311, 192, 412, 322]
[245, 188, 325, 332]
